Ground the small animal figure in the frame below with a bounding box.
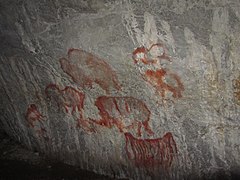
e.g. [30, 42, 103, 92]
[45, 84, 85, 116]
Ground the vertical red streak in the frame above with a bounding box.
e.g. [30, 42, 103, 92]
[59, 48, 121, 94]
[91, 96, 154, 137]
[168, 72, 185, 98]
[113, 98, 121, 114]
[125, 101, 130, 113]
[233, 77, 240, 105]
[94, 96, 112, 127]
[124, 132, 177, 169]
[67, 48, 77, 57]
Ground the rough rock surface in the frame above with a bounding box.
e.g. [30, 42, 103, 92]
[0, 128, 114, 179]
[0, 0, 240, 179]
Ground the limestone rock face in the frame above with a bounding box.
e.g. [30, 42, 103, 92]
[0, 0, 240, 179]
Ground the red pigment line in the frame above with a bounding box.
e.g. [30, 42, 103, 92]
[25, 104, 44, 128]
[132, 43, 172, 65]
[45, 84, 60, 97]
[67, 48, 77, 57]
[145, 69, 184, 99]
[124, 132, 177, 169]
[125, 101, 130, 113]
[92, 97, 111, 127]
[132, 47, 148, 64]
[147, 43, 171, 62]
[113, 98, 121, 115]
[62, 86, 85, 114]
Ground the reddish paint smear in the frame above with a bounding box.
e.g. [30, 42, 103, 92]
[25, 104, 45, 128]
[124, 132, 177, 169]
[132, 43, 171, 65]
[76, 117, 96, 133]
[91, 96, 154, 137]
[145, 69, 184, 99]
[132, 47, 149, 64]
[59, 48, 121, 94]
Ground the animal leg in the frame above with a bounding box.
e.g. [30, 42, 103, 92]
[142, 121, 154, 136]
[112, 119, 125, 133]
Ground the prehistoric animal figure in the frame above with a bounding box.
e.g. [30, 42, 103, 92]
[91, 96, 154, 137]
[45, 84, 95, 132]
[45, 84, 85, 116]
[60, 48, 121, 94]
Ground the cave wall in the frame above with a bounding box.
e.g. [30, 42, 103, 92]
[0, 0, 240, 179]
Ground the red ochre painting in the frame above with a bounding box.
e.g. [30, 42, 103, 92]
[59, 48, 121, 94]
[45, 84, 95, 132]
[25, 104, 48, 139]
[124, 132, 177, 169]
[25, 104, 45, 128]
[233, 76, 240, 105]
[145, 69, 184, 99]
[90, 96, 154, 137]
[23, 47, 180, 171]
[132, 43, 184, 100]
[45, 84, 85, 116]
[132, 43, 171, 65]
